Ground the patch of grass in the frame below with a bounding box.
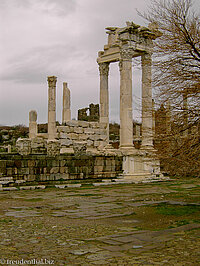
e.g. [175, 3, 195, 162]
[78, 193, 101, 197]
[156, 203, 200, 216]
[0, 218, 12, 223]
[80, 185, 97, 189]
[120, 212, 136, 217]
[24, 198, 44, 202]
[175, 219, 190, 226]
[193, 219, 200, 223]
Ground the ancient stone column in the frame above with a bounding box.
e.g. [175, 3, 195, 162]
[119, 50, 134, 150]
[29, 110, 37, 139]
[99, 62, 109, 143]
[166, 100, 171, 135]
[62, 82, 71, 124]
[141, 53, 153, 149]
[47, 76, 57, 140]
[152, 99, 156, 138]
[183, 90, 188, 134]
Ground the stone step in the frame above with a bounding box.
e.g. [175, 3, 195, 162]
[66, 184, 82, 188]
[93, 182, 113, 186]
[15, 180, 26, 184]
[1, 187, 18, 191]
[102, 179, 112, 182]
[0, 176, 13, 181]
[0, 180, 14, 185]
[55, 184, 82, 189]
[19, 185, 46, 190]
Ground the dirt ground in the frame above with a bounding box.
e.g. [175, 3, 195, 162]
[0, 178, 199, 265]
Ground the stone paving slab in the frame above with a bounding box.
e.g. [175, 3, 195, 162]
[0, 179, 199, 265]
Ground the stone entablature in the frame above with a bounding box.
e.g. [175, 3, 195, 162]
[97, 21, 163, 180]
[97, 21, 161, 64]
[97, 21, 162, 151]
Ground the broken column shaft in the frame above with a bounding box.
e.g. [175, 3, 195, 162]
[29, 110, 37, 139]
[62, 82, 71, 123]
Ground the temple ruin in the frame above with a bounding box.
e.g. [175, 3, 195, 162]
[15, 21, 163, 181]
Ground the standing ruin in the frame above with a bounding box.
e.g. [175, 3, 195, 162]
[16, 21, 163, 181]
[97, 21, 162, 179]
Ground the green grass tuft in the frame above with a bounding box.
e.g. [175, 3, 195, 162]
[156, 203, 200, 216]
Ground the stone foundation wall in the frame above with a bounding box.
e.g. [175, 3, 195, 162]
[0, 153, 122, 182]
[57, 120, 108, 150]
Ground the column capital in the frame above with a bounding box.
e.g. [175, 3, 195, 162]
[48, 76, 57, 87]
[120, 48, 133, 61]
[141, 52, 152, 64]
[98, 62, 109, 76]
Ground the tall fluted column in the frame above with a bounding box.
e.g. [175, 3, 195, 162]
[152, 99, 155, 139]
[99, 62, 109, 144]
[48, 76, 57, 140]
[62, 82, 71, 123]
[166, 100, 171, 135]
[141, 53, 153, 148]
[183, 90, 188, 131]
[119, 50, 134, 150]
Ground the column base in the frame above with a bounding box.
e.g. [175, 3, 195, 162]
[122, 151, 163, 181]
[140, 144, 155, 152]
[120, 145, 136, 156]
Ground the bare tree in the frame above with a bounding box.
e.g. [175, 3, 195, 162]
[140, 0, 200, 177]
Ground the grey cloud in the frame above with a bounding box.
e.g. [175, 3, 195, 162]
[0, 0, 31, 9]
[0, 44, 89, 84]
[0, 0, 77, 16]
[44, 0, 77, 16]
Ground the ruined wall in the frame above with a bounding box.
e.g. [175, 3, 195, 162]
[58, 120, 107, 150]
[0, 153, 122, 182]
[78, 103, 99, 122]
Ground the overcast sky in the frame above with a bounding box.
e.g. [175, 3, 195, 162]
[0, 0, 198, 126]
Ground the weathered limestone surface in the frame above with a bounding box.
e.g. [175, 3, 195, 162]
[119, 57, 134, 150]
[73, 141, 87, 156]
[0, 154, 122, 182]
[62, 82, 71, 123]
[122, 150, 163, 180]
[48, 76, 57, 140]
[57, 121, 108, 150]
[97, 21, 163, 179]
[97, 21, 161, 151]
[16, 138, 31, 155]
[99, 63, 109, 144]
[47, 140, 60, 156]
[31, 137, 47, 154]
[99, 63, 109, 124]
[141, 53, 153, 149]
[29, 110, 37, 139]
